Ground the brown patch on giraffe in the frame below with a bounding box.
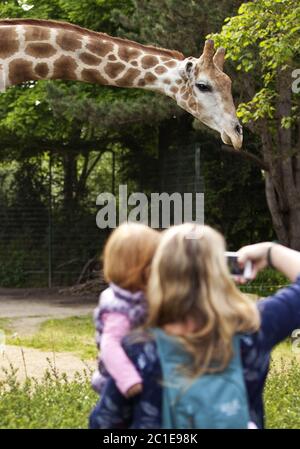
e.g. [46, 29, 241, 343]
[154, 65, 167, 75]
[182, 90, 189, 100]
[165, 60, 177, 68]
[108, 54, 117, 61]
[160, 57, 171, 63]
[138, 72, 157, 86]
[104, 62, 126, 79]
[118, 46, 141, 62]
[170, 86, 179, 95]
[145, 73, 157, 84]
[81, 68, 109, 85]
[56, 31, 82, 51]
[164, 78, 171, 85]
[188, 98, 197, 110]
[141, 55, 159, 69]
[115, 68, 141, 87]
[79, 52, 101, 66]
[86, 39, 114, 57]
[0, 27, 19, 58]
[25, 43, 56, 58]
[131, 61, 138, 67]
[25, 26, 50, 41]
[176, 79, 182, 85]
[9, 59, 36, 85]
[35, 62, 49, 78]
[53, 55, 78, 80]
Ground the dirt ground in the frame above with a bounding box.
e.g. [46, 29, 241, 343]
[0, 288, 98, 382]
[0, 345, 96, 382]
[0, 287, 97, 335]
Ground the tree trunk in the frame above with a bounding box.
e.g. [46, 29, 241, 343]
[258, 67, 300, 250]
[265, 171, 300, 250]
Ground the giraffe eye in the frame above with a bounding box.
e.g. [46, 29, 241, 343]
[196, 83, 212, 92]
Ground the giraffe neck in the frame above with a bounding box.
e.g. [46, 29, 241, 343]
[0, 20, 185, 100]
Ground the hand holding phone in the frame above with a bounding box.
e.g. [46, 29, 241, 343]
[225, 251, 253, 282]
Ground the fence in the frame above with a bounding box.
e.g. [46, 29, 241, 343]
[0, 142, 206, 288]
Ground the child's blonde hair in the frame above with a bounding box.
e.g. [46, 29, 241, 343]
[147, 223, 260, 376]
[103, 222, 160, 292]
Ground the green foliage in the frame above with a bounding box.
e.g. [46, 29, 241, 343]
[116, 0, 243, 56]
[240, 268, 289, 297]
[0, 245, 28, 287]
[0, 363, 96, 429]
[0, 0, 132, 31]
[210, 0, 300, 124]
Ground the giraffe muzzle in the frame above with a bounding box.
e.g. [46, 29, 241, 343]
[221, 128, 243, 150]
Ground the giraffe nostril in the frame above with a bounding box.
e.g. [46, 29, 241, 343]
[235, 124, 242, 135]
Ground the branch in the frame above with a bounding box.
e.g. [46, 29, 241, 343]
[85, 152, 104, 179]
[220, 145, 269, 171]
[76, 256, 97, 285]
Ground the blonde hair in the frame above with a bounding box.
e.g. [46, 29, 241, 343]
[147, 223, 260, 376]
[103, 222, 160, 292]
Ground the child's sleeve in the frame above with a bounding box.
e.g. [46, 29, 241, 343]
[101, 312, 142, 395]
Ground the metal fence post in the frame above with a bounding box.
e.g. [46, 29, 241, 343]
[48, 151, 53, 288]
[195, 144, 201, 193]
[112, 150, 115, 196]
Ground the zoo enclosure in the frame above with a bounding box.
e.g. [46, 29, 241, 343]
[0, 143, 204, 288]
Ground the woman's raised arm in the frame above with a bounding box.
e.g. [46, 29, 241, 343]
[238, 242, 300, 282]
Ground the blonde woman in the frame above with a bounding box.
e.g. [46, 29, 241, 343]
[90, 224, 300, 429]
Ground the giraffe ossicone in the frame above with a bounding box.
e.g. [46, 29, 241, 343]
[0, 19, 243, 149]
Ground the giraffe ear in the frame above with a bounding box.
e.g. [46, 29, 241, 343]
[180, 59, 195, 80]
[213, 47, 226, 71]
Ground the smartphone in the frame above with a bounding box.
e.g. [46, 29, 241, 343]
[225, 252, 252, 280]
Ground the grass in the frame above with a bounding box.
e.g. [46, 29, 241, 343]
[0, 363, 97, 429]
[0, 318, 12, 332]
[5, 315, 96, 360]
[265, 344, 300, 428]
[1, 313, 300, 428]
[0, 315, 97, 428]
[1, 344, 300, 429]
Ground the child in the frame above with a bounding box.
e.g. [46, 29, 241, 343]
[91, 222, 160, 398]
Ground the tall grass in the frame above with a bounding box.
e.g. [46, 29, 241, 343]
[0, 362, 97, 429]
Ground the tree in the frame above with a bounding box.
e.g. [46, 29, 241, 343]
[211, 0, 300, 249]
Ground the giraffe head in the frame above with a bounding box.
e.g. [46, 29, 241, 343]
[177, 40, 242, 150]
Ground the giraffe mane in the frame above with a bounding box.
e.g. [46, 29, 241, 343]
[0, 18, 185, 60]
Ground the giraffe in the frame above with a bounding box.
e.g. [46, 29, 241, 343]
[0, 19, 243, 149]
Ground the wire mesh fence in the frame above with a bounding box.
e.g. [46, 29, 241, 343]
[0, 142, 205, 288]
[0, 204, 109, 288]
[0, 142, 284, 295]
